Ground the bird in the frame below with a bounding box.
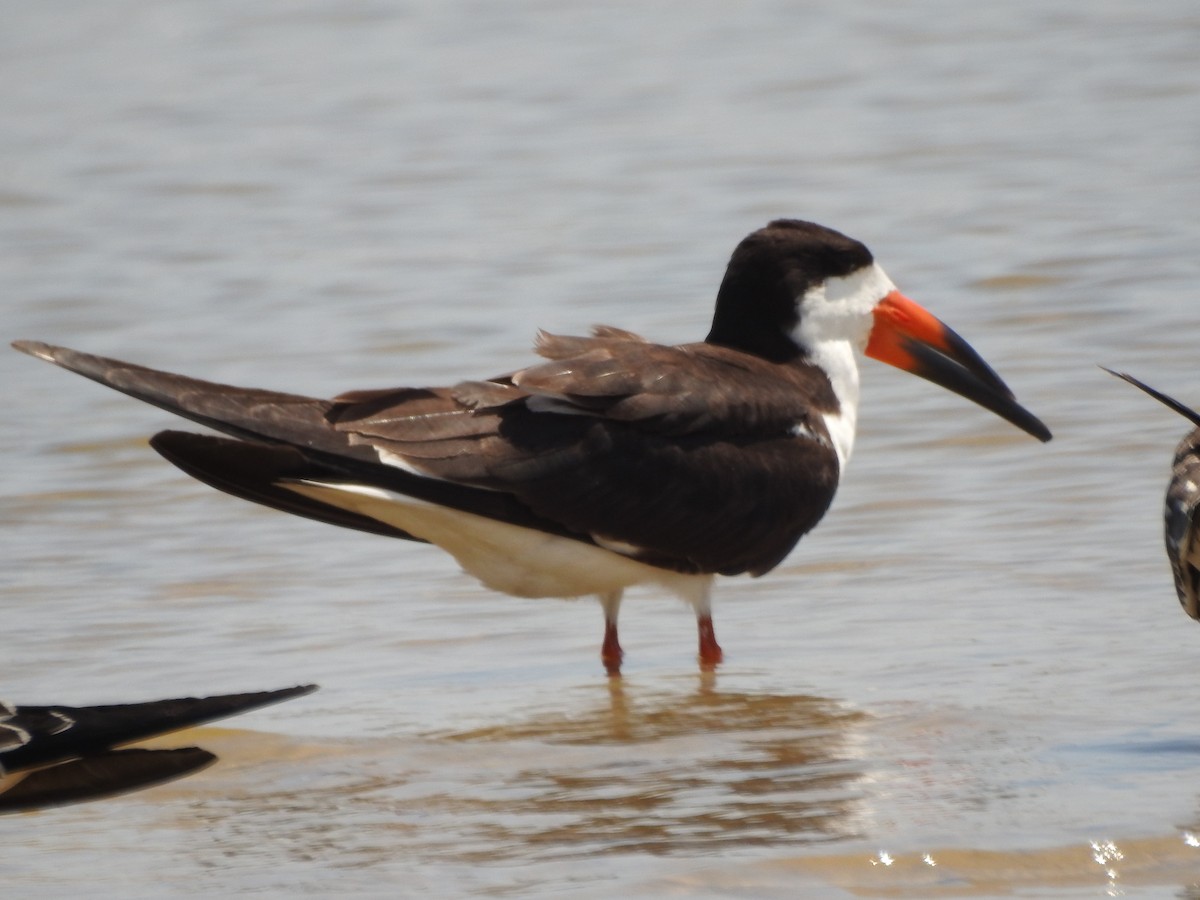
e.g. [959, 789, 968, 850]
[1104, 368, 1200, 619]
[0, 684, 316, 813]
[14, 219, 1051, 674]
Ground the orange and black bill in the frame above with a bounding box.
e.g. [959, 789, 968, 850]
[866, 291, 1052, 442]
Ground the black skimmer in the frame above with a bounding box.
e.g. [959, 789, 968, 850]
[0, 684, 316, 812]
[1105, 369, 1200, 619]
[14, 220, 1051, 674]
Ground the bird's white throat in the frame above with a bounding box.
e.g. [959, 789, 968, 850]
[791, 263, 897, 472]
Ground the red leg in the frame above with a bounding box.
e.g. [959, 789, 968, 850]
[601, 618, 624, 676]
[697, 614, 723, 670]
[599, 592, 624, 676]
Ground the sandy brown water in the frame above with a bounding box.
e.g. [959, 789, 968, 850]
[3, 1, 1200, 895]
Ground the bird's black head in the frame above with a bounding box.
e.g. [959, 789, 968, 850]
[706, 220, 875, 362]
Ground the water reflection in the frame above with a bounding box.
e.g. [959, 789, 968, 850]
[179, 678, 868, 867]
[423, 677, 868, 858]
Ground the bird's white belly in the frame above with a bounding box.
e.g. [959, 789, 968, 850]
[283, 481, 700, 599]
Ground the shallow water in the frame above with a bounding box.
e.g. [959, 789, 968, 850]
[3, 1, 1200, 896]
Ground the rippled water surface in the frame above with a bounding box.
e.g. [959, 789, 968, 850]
[3, 1, 1200, 896]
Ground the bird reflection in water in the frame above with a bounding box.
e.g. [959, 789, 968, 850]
[433, 674, 868, 856]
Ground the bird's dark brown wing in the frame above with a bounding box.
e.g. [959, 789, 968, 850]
[330, 331, 842, 575]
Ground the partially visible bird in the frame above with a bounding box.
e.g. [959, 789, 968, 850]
[1105, 368, 1200, 619]
[0, 684, 316, 812]
[14, 220, 1051, 674]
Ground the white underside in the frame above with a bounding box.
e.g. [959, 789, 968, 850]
[282, 480, 714, 610]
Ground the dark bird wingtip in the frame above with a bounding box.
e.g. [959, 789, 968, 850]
[281, 684, 320, 699]
[213, 683, 320, 714]
[1102, 364, 1149, 389]
[1102, 365, 1200, 429]
[11, 339, 53, 359]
